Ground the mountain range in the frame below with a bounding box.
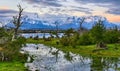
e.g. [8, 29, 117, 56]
[1, 13, 120, 30]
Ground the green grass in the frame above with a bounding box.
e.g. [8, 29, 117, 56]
[26, 38, 120, 57]
[0, 61, 27, 71]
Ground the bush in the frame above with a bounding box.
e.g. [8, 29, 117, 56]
[104, 30, 120, 43]
[64, 28, 74, 37]
[90, 20, 106, 45]
[0, 37, 27, 62]
[34, 35, 39, 40]
[78, 33, 92, 45]
[60, 36, 70, 46]
[44, 37, 51, 41]
[0, 28, 8, 38]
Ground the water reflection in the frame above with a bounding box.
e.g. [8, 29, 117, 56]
[21, 44, 120, 71]
[20, 33, 64, 38]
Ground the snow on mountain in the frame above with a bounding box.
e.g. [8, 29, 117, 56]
[4, 13, 118, 30]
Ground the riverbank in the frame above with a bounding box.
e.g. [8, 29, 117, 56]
[26, 38, 120, 57]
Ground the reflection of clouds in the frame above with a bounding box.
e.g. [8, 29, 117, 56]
[22, 44, 91, 71]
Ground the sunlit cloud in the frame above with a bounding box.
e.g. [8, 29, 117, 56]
[105, 14, 120, 22]
[0, 6, 9, 10]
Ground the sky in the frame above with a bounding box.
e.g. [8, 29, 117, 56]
[0, 0, 120, 23]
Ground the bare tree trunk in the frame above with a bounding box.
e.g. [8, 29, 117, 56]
[12, 4, 24, 40]
[1, 52, 5, 61]
[54, 21, 59, 38]
[78, 17, 85, 34]
[12, 35, 15, 41]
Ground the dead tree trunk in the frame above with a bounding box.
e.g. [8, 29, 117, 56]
[12, 4, 24, 40]
[54, 21, 59, 38]
[1, 52, 5, 61]
[78, 17, 85, 34]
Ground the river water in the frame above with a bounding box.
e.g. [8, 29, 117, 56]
[21, 44, 120, 71]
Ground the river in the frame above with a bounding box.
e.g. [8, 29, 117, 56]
[20, 44, 120, 71]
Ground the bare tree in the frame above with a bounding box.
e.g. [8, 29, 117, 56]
[54, 21, 59, 38]
[78, 17, 86, 34]
[12, 4, 24, 40]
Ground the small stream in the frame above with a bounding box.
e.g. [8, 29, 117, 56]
[20, 44, 120, 71]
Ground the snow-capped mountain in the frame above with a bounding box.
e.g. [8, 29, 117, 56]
[4, 13, 119, 30]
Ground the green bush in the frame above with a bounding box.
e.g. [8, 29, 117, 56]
[90, 21, 106, 44]
[34, 35, 39, 40]
[0, 28, 9, 38]
[60, 36, 70, 46]
[104, 29, 120, 43]
[0, 37, 27, 62]
[78, 33, 92, 45]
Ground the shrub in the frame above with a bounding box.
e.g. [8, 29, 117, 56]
[34, 35, 39, 40]
[60, 36, 70, 46]
[0, 37, 27, 62]
[0, 28, 10, 39]
[44, 37, 51, 41]
[104, 30, 120, 43]
[90, 20, 106, 48]
[78, 33, 92, 45]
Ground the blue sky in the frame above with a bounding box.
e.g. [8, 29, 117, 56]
[0, 0, 120, 22]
